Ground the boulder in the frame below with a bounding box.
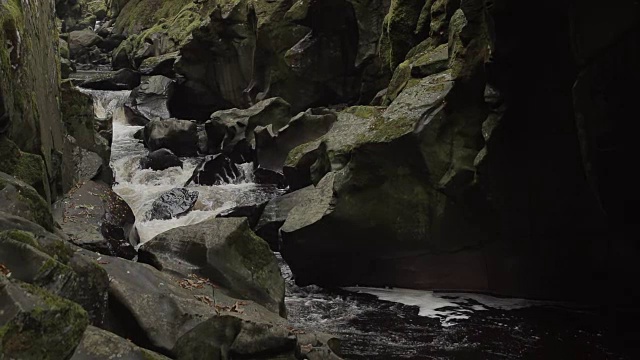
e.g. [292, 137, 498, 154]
[80, 250, 312, 357]
[253, 167, 288, 189]
[185, 154, 241, 186]
[280, 72, 478, 289]
[217, 202, 268, 229]
[0, 172, 54, 231]
[70, 326, 171, 360]
[0, 224, 110, 324]
[0, 276, 89, 359]
[283, 106, 382, 190]
[69, 29, 104, 58]
[205, 97, 292, 161]
[139, 217, 286, 316]
[255, 108, 336, 173]
[140, 148, 183, 171]
[255, 186, 315, 251]
[79, 69, 141, 91]
[139, 52, 179, 77]
[58, 180, 137, 259]
[144, 188, 199, 221]
[143, 119, 199, 157]
[124, 75, 175, 125]
[73, 146, 104, 183]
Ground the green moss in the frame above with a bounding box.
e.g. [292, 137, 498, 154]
[0, 230, 39, 249]
[0, 282, 89, 359]
[379, 0, 424, 71]
[114, 0, 194, 35]
[0, 173, 54, 231]
[0, 136, 21, 172]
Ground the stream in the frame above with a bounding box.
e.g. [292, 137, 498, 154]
[80, 87, 638, 360]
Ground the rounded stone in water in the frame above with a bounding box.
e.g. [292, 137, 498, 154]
[145, 188, 199, 221]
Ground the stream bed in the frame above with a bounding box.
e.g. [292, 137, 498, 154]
[83, 87, 639, 360]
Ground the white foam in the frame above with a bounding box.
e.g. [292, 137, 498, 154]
[344, 287, 549, 327]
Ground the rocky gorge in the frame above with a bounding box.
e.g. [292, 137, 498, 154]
[1, 0, 638, 358]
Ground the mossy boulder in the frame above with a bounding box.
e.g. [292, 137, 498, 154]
[0, 275, 89, 359]
[0, 171, 54, 231]
[205, 97, 292, 160]
[139, 217, 286, 316]
[379, 0, 426, 71]
[70, 326, 171, 360]
[0, 216, 110, 323]
[280, 71, 491, 289]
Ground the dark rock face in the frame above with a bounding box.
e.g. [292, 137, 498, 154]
[171, 0, 390, 115]
[217, 202, 267, 229]
[144, 188, 199, 221]
[143, 119, 199, 157]
[186, 154, 241, 186]
[139, 52, 179, 77]
[79, 69, 142, 91]
[139, 217, 286, 316]
[124, 75, 175, 125]
[255, 108, 336, 174]
[205, 97, 292, 162]
[255, 186, 315, 251]
[139, 148, 183, 171]
[58, 181, 137, 260]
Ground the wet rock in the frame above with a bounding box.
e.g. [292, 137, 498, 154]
[79, 68, 141, 91]
[70, 326, 171, 360]
[124, 75, 174, 124]
[253, 167, 287, 189]
[205, 97, 292, 161]
[143, 119, 199, 157]
[185, 154, 241, 186]
[59, 180, 137, 259]
[255, 108, 336, 174]
[139, 217, 286, 316]
[0, 223, 110, 324]
[173, 315, 297, 360]
[139, 52, 179, 77]
[0, 172, 54, 231]
[73, 146, 103, 183]
[140, 148, 183, 171]
[0, 276, 89, 359]
[283, 107, 380, 190]
[144, 188, 199, 221]
[82, 250, 290, 356]
[255, 186, 315, 251]
[217, 202, 267, 229]
[69, 29, 104, 58]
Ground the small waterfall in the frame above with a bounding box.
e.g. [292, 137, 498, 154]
[77, 88, 131, 123]
[81, 88, 282, 244]
[77, 87, 619, 360]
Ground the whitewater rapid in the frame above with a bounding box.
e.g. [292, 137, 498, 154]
[78, 85, 620, 359]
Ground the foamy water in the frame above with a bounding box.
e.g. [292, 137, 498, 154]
[80, 89, 283, 244]
[79, 87, 622, 359]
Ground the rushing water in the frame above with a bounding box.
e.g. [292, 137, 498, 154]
[82, 86, 638, 359]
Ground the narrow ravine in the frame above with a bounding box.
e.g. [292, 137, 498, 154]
[83, 88, 635, 359]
